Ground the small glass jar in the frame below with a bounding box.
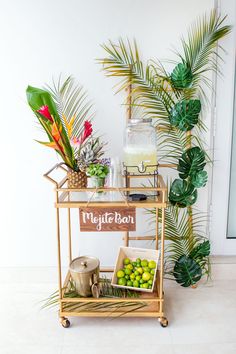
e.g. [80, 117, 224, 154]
[123, 118, 157, 173]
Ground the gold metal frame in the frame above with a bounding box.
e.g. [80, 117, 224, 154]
[44, 162, 168, 328]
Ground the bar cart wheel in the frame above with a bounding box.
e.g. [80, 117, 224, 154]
[60, 317, 70, 328]
[159, 317, 168, 328]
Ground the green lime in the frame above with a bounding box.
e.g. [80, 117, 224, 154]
[130, 273, 135, 280]
[148, 279, 153, 285]
[140, 284, 143, 288]
[136, 258, 141, 263]
[148, 285, 152, 289]
[150, 269, 155, 275]
[125, 268, 132, 275]
[134, 270, 139, 276]
[118, 278, 127, 286]
[143, 267, 150, 273]
[141, 260, 148, 267]
[139, 279, 144, 284]
[133, 280, 140, 288]
[116, 270, 125, 278]
[132, 261, 137, 267]
[126, 264, 133, 270]
[136, 262, 141, 268]
[150, 274, 154, 280]
[124, 258, 130, 265]
[142, 282, 149, 289]
[127, 280, 133, 287]
[125, 274, 130, 280]
[142, 272, 151, 281]
[148, 260, 156, 269]
[137, 267, 143, 274]
[135, 275, 141, 281]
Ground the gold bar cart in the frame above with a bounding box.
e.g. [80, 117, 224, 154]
[44, 162, 168, 328]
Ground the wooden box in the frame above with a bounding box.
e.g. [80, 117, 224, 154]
[111, 246, 159, 293]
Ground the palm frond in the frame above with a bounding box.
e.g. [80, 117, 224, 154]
[45, 75, 94, 139]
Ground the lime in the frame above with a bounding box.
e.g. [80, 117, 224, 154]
[142, 272, 151, 281]
[125, 268, 132, 275]
[150, 269, 155, 275]
[141, 259, 148, 267]
[150, 274, 154, 280]
[140, 284, 143, 288]
[139, 279, 144, 284]
[123, 258, 130, 265]
[148, 260, 156, 269]
[125, 274, 130, 280]
[118, 278, 127, 286]
[143, 267, 150, 273]
[137, 267, 143, 274]
[132, 261, 137, 267]
[130, 273, 136, 280]
[135, 275, 141, 281]
[142, 282, 149, 289]
[126, 264, 133, 270]
[136, 262, 141, 268]
[116, 270, 125, 278]
[136, 258, 141, 263]
[148, 285, 152, 289]
[133, 280, 140, 288]
[134, 270, 139, 276]
[148, 279, 153, 285]
[127, 280, 133, 287]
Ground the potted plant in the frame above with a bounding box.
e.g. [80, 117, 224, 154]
[87, 163, 109, 190]
[26, 76, 106, 188]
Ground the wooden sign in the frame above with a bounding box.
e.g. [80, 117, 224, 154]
[79, 207, 136, 232]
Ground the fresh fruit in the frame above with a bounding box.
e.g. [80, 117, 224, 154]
[118, 278, 127, 286]
[126, 264, 133, 270]
[136, 258, 141, 263]
[130, 273, 135, 280]
[143, 267, 150, 273]
[125, 268, 132, 275]
[137, 267, 143, 274]
[142, 272, 151, 281]
[135, 275, 141, 281]
[133, 280, 140, 288]
[148, 279, 153, 285]
[150, 269, 155, 275]
[139, 279, 144, 284]
[148, 260, 156, 269]
[134, 270, 139, 276]
[124, 258, 130, 265]
[117, 270, 125, 278]
[148, 285, 152, 289]
[142, 282, 149, 289]
[127, 280, 133, 287]
[141, 259, 148, 267]
[125, 275, 130, 280]
[132, 261, 137, 267]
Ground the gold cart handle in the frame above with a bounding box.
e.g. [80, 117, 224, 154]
[43, 163, 68, 186]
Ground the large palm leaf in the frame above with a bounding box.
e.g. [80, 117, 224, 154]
[46, 76, 93, 139]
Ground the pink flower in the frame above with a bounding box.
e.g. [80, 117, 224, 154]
[70, 137, 80, 147]
[79, 121, 93, 144]
[37, 105, 53, 123]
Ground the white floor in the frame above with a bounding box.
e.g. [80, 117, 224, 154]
[1, 258, 236, 354]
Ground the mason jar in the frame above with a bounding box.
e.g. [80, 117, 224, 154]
[123, 118, 157, 173]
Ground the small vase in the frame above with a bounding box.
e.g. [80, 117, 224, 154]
[90, 176, 105, 190]
[67, 169, 87, 189]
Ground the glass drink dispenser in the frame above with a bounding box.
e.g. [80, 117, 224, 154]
[123, 118, 157, 173]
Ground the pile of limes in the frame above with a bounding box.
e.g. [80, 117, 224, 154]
[115, 257, 156, 290]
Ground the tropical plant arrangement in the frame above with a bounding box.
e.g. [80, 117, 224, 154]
[98, 10, 231, 287]
[26, 76, 106, 188]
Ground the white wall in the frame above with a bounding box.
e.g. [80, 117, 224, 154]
[0, 0, 215, 267]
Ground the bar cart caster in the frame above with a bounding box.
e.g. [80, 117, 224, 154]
[159, 317, 168, 328]
[60, 317, 70, 328]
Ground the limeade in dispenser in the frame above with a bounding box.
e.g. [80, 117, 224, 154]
[123, 118, 157, 173]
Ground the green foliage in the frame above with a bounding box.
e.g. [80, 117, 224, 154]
[169, 99, 201, 131]
[178, 146, 206, 179]
[191, 170, 208, 188]
[173, 255, 202, 287]
[169, 179, 197, 208]
[87, 163, 109, 178]
[189, 240, 210, 260]
[170, 63, 193, 89]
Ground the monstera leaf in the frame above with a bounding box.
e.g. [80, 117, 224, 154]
[189, 240, 210, 260]
[170, 63, 193, 89]
[169, 99, 201, 131]
[173, 255, 202, 287]
[169, 179, 197, 208]
[191, 170, 208, 188]
[178, 146, 206, 180]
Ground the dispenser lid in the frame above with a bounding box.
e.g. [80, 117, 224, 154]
[69, 256, 99, 273]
